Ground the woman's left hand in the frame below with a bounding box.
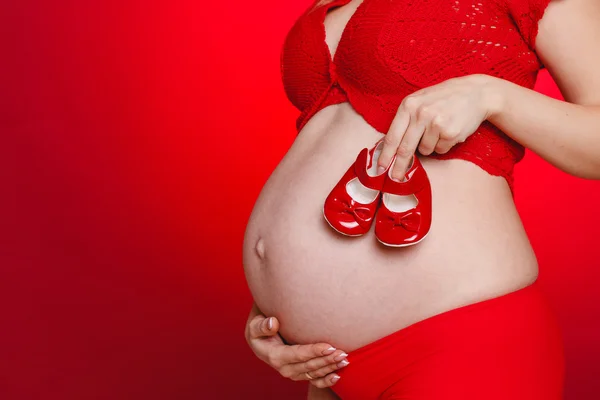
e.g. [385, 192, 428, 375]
[376, 73, 502, 181]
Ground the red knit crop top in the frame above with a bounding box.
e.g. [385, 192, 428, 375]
[280, 0, 553, 193]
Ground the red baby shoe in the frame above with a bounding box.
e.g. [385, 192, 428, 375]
[323, 138, 389, 236]
[375, 154, 432, 247]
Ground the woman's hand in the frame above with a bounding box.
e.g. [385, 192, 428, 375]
[377, 74, 501, 180]
[244, 302, 350, 388]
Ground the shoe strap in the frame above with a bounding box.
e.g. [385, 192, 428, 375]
[354, 147, 386, 191]
[382, 155, 429, 195]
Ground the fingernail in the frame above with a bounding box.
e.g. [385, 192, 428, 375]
[322, 346, 336, 355]
[333, 352, 348, 362]
[377, 165, 385, 174]
[267, 317, 273, 330]
[391, 174, 405, 182]
[331, 375, 341, 383]
[337, 359, 350, 368]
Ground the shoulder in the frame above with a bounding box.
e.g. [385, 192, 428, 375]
[490, 0, 556, 50]
[535, 0, 600, 105]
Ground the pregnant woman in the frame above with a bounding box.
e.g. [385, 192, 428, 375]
[243, 0, 600, 399]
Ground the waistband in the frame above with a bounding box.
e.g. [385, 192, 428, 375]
[331, 279, 565, 400]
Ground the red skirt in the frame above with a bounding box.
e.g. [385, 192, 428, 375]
[330, 279, 565, 400]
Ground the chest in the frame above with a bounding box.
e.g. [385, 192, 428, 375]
[286, 0, 539, 88]
[323, 0, 365, 60]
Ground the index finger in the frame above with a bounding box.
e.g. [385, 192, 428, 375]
[378, 107, 410, 172]
[275, 343, 339, 364]
[390, 119, 424, 181]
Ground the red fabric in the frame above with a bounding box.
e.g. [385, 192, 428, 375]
[330, 279, 566, 400]
[280, 0, 553, 195]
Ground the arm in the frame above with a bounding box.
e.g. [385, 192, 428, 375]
[376, 0, 600, 181]
[485, 0, 600, 180]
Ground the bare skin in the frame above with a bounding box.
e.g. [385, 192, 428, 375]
[243, 102, 538, 398]
[244, 301, 350, 389]
[243, 0, 600, 398]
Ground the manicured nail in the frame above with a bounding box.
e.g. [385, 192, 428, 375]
[337, 359, 350, 368]
[267, 317, 273, 330]
[333, 352, 348, 362]
[377, 165, 385, 174]
[331, 375, 341, 383]
[322, 346, 336, 355]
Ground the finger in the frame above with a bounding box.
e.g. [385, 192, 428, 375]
[379, 107, 410, 173]
[307, 358, 350, 379]
[281, 360, 340, 381]
[278, 350, 349, 378]
[390, 118, 425, 181]
[276, 345, 346, 366]
[434, 137, 454, 154]
[295, 362, 343, 381]
[248, 315, 279, 339]
[418, 122, 441, 156]
[310, 372, 342, 388]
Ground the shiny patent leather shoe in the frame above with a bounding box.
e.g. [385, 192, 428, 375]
[323, 138, 389, 236]
[375, 154, 432, 247]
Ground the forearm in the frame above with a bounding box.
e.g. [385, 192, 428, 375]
[484, 75, 600, 179]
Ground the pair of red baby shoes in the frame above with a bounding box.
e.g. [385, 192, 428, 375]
[323, 138, 432, 247]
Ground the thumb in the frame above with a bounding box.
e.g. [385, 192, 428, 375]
[249, 315, 280, 339]
[261, 316, 280, 335]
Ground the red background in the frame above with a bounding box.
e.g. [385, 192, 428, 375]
[2, 1, 599, 399]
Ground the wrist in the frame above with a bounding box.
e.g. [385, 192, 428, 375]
[477, 74, 506, 121]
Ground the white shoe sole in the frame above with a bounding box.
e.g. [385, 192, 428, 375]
[375, 228, 430, 247]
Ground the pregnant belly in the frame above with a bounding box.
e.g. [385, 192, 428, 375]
[242, 104, 539, 352]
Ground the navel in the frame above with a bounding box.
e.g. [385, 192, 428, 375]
[255, 236, 266, 260]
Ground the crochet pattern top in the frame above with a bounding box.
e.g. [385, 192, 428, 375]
[280, 0, 553, 193]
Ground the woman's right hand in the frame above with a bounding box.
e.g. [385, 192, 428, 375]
[244, 302, 350, 388]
